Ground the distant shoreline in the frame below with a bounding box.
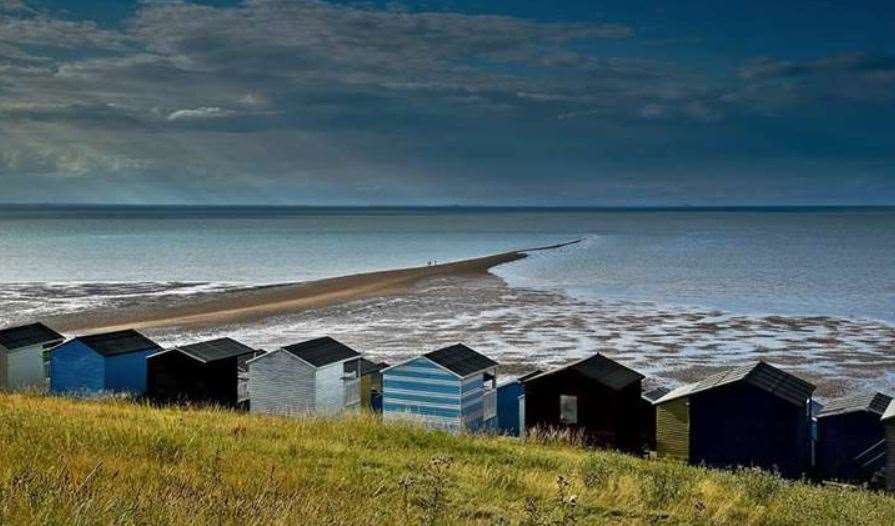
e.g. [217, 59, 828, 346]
[2, 204, 893, 213]
[45, 240, 580, 334]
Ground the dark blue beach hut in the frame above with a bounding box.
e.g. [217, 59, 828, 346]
[50, 329, 161, 395]
[654, 361, 815, 479]
[495, 371, 541, 436]
[816, 392, 891, 484]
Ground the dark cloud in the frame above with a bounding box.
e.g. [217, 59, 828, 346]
[0, 1, 891, 204]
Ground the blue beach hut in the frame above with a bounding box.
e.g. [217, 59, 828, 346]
[382, 344, 498, 432]
[50, 329, 161, 395]
[495, 371, 541, 436]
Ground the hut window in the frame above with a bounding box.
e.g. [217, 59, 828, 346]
[560, 395, 578, 424]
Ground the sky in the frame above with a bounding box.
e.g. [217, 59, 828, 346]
[0, 0, 893, 206]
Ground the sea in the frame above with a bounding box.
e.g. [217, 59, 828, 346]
[1, 205, 893, 395]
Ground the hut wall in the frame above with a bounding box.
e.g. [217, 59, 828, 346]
[315, 361, 351, 414]
[0, 348, 7, 389]
[104, 350, 151, 394]
[382, 357, 461, 430]
[50, 340, 105, 394]
[5, 343, 47, 390]
[249, 350, 315, 416]
[689, 383, 811, 479]
[359, 371, 383, 410]
[496, 380, 525, 436]
[148, 353, 240, 407]
[524, 368, 643, 451]
[816, 412, 887, 482]
[461, 373, 486, 430]
[656, 398, 689, 461]
[639, 397, 657, 451]
[887, 421, 895, 491]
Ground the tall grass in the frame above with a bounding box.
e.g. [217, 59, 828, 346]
[0, 393, 892, 525]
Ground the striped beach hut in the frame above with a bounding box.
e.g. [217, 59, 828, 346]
[815, 392, 891, 484]
[147, 337, 261, 407]
[521, 354, 646, 451]
[49, 329, 161, 395]
[882, 400, 895, 491]
[654, 361, 815, 479]
[247, 336, 362, 416]
[0, 322, 64, 391]
[382, 344, 498, 432]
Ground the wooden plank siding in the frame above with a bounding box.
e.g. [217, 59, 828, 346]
[887, 421, 895, 491]
[656, 397, 689, 461]
[382, 357, 462, 430]
[6, 344, 48, 391]
[248, 350, 316, 416]
[0, 348, 7, 390]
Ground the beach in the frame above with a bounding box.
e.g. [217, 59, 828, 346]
[3, 206, 893, 400]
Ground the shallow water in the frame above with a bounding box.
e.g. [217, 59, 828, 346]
[1, 206, 893, 396]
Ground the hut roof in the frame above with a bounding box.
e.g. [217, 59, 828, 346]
[282, 337, 360, 367]
[167, 338, 258, 363]
[818, 392, 893, 418]
[655, 361, 814, 407]
[523, 354, 644, 391]
[882, 400, 895, 422]
[344, 357, 388, 376]
[0, 322, 64, 351]
[74, 329, 161, 357]
[643, 386, 671, 402]
[425, 344, 497, 377]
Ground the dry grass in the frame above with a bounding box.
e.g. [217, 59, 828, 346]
[0, 393, 893, 525]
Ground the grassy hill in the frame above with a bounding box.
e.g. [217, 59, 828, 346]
[1, 394, 893, 525]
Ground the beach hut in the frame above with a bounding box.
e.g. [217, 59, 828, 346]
[49, 329, 161, 395]
[147, 337, 262, 408]
[815, 392, 891, 484]
[882, 400, 895, 491]
[382, 344, 498, 432]
[521, 354, 646, 451]
[344, 358, 388, 411]
[654, 361, 815, 479]
[247, 336, 363, 416]
[0, 322, 64, 391]
[495, 370, 541, 436]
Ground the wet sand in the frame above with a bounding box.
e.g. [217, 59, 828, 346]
[45, 241, 578, 334]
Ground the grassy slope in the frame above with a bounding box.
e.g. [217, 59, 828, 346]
[1, 394, 893, 525]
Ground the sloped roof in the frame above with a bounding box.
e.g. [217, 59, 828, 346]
[819, 392, 893, 418]
[171, 337, 258, 363]
[76, 329, 161, 357]
[0, 322, 64, 351]
[882, 400, 895, 422]
[523, 354, 644, 391]
[655, 361, 815, 406]
[282, 337, 360, 367]
[344, 357, 388, 376]
[643, 386, 671, 402]
[425, 344, 497, 377]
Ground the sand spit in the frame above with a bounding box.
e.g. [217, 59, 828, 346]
[44, 240, 580, 334]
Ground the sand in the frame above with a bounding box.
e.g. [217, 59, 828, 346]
[46, 241, 579, 334]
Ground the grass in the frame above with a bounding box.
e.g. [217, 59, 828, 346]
[1, 393, 893, 525]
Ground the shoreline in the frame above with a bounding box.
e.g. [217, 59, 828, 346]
[45, 240, 580, 334]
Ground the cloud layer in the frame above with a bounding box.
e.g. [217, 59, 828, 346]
[1, 0, 893, 204]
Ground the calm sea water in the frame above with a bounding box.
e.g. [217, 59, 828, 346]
[0, 206, 892, 322]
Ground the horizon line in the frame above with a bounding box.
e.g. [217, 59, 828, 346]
[1, 203, 894, 211]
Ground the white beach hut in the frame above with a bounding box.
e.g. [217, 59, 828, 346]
[0, 322, 64, 391]
[247, 336, 362, 416]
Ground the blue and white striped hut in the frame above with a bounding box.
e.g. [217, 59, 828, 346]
[382, 344, 498, 432]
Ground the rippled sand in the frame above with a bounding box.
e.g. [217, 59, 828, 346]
[129, 273, 895, 399]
